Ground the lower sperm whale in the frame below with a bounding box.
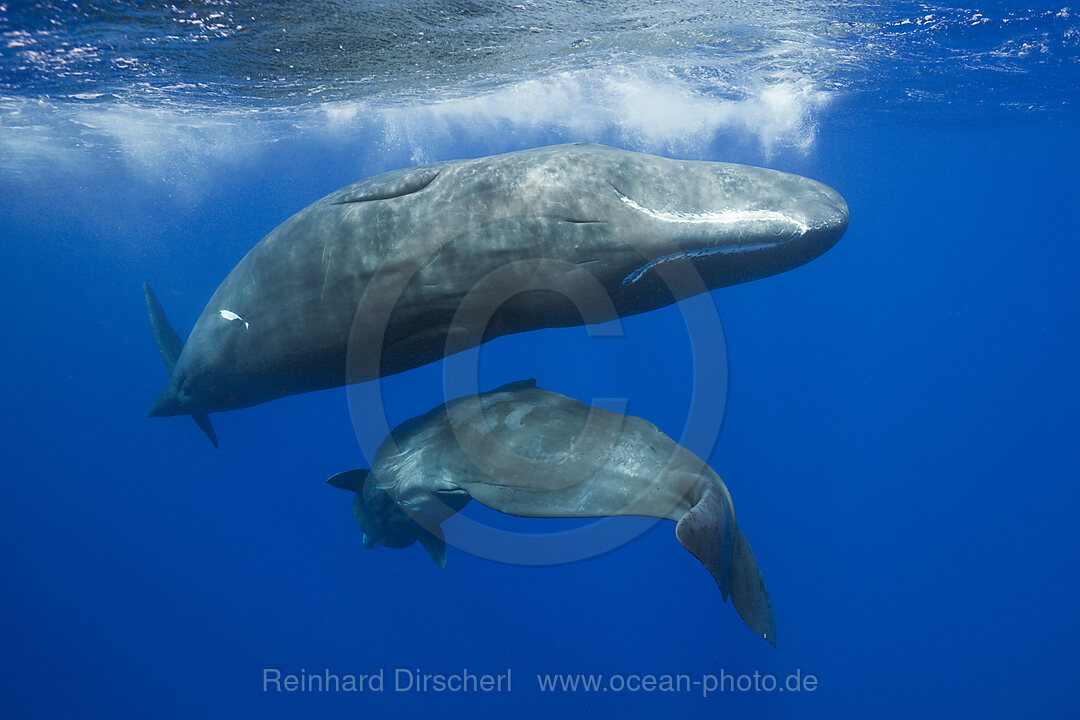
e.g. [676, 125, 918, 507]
[328, 380, 776, 645]
[145, 143, 848, 444]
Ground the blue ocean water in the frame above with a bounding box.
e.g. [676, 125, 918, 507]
[2, 1, 1079, 717]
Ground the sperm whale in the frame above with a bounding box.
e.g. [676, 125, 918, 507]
[328, 380, 776, 645]
[145, 143, 847, 445]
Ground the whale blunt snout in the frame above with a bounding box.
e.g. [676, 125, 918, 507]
[808, 180, 849, 231]
[800, 182, 849, 255]
[754, 175, 849, 271]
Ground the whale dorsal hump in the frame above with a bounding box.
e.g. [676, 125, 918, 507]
[489, 378, 538, 394]
[334, 167, 441, 204]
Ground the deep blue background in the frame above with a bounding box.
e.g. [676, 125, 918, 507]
[2, 110, 1079, 718]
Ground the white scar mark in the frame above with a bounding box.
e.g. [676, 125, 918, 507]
[218, 309, 249, 329]
[616, 194, 810, 287]
[617, 194, 809, 234]
[321, 245, 334, 302]
[503, 404, 535, 429]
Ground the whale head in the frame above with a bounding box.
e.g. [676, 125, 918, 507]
[580, 144, 850, 297]
[327, 469, 449, 567]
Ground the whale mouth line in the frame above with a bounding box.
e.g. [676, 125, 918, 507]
[620, 241, 788, 287]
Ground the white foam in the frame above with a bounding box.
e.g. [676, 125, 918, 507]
[322, 67, 831, 162]
[0, 66, 832, 184]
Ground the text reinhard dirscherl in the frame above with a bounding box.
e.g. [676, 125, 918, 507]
[262, 668, 819, 697]
[263, 668, 512, 694]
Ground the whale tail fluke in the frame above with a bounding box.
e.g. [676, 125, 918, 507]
[143, 283, 218, 448]
[418, 531, 447, 569]
[190, 413, 219, 448]
[675, 483, 776, 646]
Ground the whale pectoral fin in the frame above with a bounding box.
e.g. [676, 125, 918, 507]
[418, 527, 447, 569]
[327, 469, 457, 569]
[327, 469, 369, 492]
[675, 484, 776, 646]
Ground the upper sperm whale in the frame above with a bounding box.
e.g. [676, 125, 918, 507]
[145, 143, 848, 443]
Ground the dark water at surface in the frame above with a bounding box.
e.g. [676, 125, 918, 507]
[2, 2, 1079, 718]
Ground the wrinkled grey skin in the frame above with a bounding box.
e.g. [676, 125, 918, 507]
[328, 380, 776, 646]
[149, 143, 847, 421]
